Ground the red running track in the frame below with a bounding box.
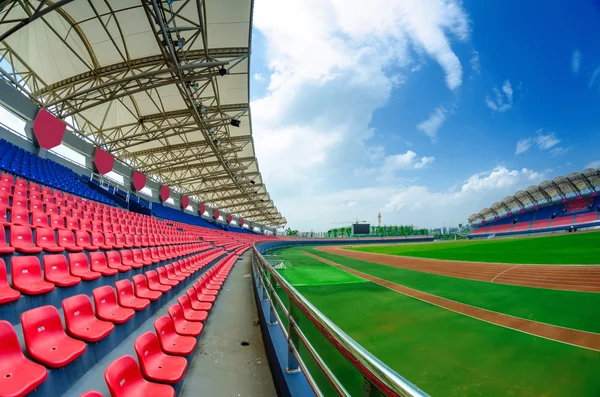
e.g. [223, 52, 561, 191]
[316, 247, 600, 293]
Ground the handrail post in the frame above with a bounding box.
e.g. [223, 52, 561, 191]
[286, 298, 301, 374]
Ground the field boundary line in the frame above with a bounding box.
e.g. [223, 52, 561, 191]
[490, 264, 522, 282]
[302, 251, 600, 353]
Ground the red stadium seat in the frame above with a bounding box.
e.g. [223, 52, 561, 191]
[91, 232, 112, 250]
[145, 270, 171, 293]
[132, 248, 151, 266]
[62, 294, 114, 342]
[92, 286, 135, 325]
[43, 254, 81, 287]
[143, 247, 158, 264]
[68, 253, 101, 281]
[132, 275, 162, 301]
[65, 216, 79, 231]
[89, 252, 119, 276]
[49, 213, 66, 230]
[157, 267, 178, 286]
[120, 250, 141, 269]
[164, 264, 185, 282]
[153, 316, 196, 356]
[185, 288, 212, 311]
[177, 295, 208, 322]
[76, 230, 99, 251]
[115, 280, 150, 311]
[10, 206, 29, 226]
[11, 256, 55, 295]
[192, 282, 216, 303]
[0, 224, 15, 254]
[58, 229, 84, 252]
[0, 259, 20, 305]
[0, 320, 48, 397]
[106, 233, 121, 249]
[10, 225, 42, 253]
[134, 332, 187, 384]
[36, 227, 65, 253]
[31, 210, 48, 228]
[106, 251, 131, 273]
[167, 304, 203, 337]
[104, 355, 175, 397]
[21, 305, 86, 368]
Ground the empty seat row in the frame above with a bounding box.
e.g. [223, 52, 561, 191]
[0, 246, 221, 302]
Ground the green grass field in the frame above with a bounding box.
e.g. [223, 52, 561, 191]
[348, 231, 600, 264]
[270, 245, 600, 396]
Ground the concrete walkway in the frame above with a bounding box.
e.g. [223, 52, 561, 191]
[180, 253, 277, 397]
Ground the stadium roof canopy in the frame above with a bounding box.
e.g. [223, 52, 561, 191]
[0, 0, 286, 227]
[468, 168, 600, 224]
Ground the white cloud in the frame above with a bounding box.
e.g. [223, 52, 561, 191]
[485, 80, 513, 113]
[416, 105, 448, 140]
[571, 50, 581, 73]
[586, 160, 600, 169]
[251, 0, 470, 220]
[470, 50, 480, 75]
[254, 73, 265, 82]
[534, 130, 560, 150]
[383, 150, 435, 170]
[347, 201, 358, 208]
[515, 138, 532, 155]
[515, 129, 569, 156]
[278, 166, 545, 230]
[589, 67, 600, 88]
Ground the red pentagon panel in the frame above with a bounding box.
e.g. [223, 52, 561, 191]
[181, 196, 189, 208]
[32, 109, 67, 149]
[239, 219, 244, 227]
[160, 186, 170, 202]
[93, 147, 114, 175]
[227, 214, 232, 223]
[132, 171, 146, 191]
[199, 204, 206, 215]
[213, 209, 220, 219]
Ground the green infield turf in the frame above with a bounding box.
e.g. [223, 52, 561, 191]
[348, 231, 600, 264]
[277, 279, 600, 397]
[299, 247, 600, 333]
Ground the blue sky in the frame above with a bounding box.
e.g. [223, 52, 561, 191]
[249, 0, 600, 231]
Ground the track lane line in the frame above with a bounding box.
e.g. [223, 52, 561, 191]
[301, 251, 600, 353]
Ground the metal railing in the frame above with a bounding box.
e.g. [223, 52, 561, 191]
[252, 244, 428, 397]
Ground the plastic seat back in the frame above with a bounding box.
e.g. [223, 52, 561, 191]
[11, 256, 53, 293]
[58, 229, 77, 247]
[11, 206, 29, 225]
[92, 286, 118, 310]
[105, 355, 170, 397]
[76, 230, 93, 247]
[43, 254, 76, 281]
[89, 251, 109, 271]
[36, 227, 59, 247]
[121, 250, 134, 265]
[31, 211, 49, 228]
[106, 251, 123, 268]
[50, 214, 64, 229]
[0, 320, 48, 396]
[21, 305, 70, 358]
[62, 294, 96, 331]
[115, 280, 135, 301]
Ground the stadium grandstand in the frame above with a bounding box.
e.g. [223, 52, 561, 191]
[468, 168, 600, 238]
[0, 1, 429, 397]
